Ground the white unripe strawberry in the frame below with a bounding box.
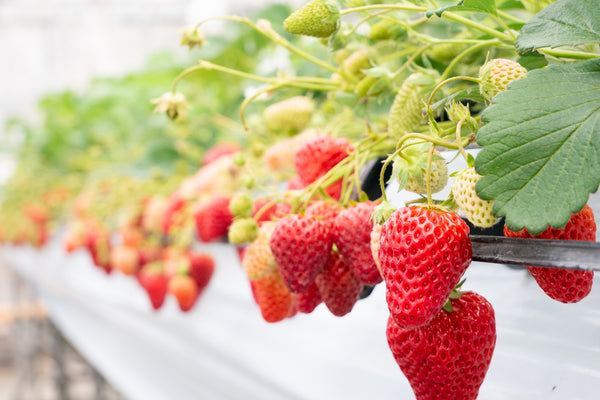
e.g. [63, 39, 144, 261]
[479, 58, 527, 102]
[452, 167, 499, 228]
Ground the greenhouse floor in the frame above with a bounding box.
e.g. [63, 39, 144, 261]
[0, 262, 126, 400]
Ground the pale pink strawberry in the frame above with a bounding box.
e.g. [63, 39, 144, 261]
[202, 142, 241, 166]
[370, 223, 382, 275]
[242, 222, 279, 280]
[110, 245, 140, 276]
[286, 175, 305, 191]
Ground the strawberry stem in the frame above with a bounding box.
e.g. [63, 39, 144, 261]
[425, 144, 434, 207]
[440, 40, 502, 81]
[455, 119, 470, 163]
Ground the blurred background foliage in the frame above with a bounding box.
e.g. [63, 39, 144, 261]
[0, 3, 312, 238]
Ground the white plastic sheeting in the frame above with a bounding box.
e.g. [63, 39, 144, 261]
[2, 235, 600, 400]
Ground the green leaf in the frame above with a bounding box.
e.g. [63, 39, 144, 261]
[516, 50, 548, 71]
[516, 0, 600, 51]
[474, 59, 600, 234]
[426, 0, 497, 18]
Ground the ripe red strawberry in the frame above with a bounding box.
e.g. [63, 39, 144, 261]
[162, 247, 191, 279]
[23, 203, 48, 224]
[188, 251, 215, 292]
[193, 195, 234, 242]
[379, 207, 472, 328]
[370, 223, 382, 275]
[504, 204, 596, 303]
[270, 214, 333, 293]
[162, 192, 186, 234]
[294, 135, 353, 198]
[293, 281, 322, 314]
[86, 230, 112, 274]
[387, 291, 496, 400]
[249, 269, 294, 323]
[315, 251, 363, 317]
[332, 201, 382, 285]
[168, 274, 199, 312]
[138, 262, 169, 310]
[305, 200, 342, 222]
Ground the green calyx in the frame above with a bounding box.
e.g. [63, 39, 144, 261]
[372, 200, 396, 225]
[391, 141, 446, 193]
[442, 279, 465, 312]
[283, 0, 341, 38]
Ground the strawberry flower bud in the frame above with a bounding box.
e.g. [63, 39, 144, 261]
[151, 92, 189, 121]
[179, 26, 206, 50]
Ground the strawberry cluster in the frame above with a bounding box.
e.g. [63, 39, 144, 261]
[58, 143, 246, 312]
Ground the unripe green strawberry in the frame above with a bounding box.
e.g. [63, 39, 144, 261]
[452, 167, 499, 228]
[342, 48, 371, 78]
[264, 96, 315, 131]
[229, 193, 253, 218]
[354, 74, 388, 97]
[283, 0, 340, 38]
[388, 71, 438, 138]
[392, 141, 448, 195]
[368, 19, 406, 41]
[479, 58, 527, 102]
[227, 217, 258, 244]
[425, 30, 471, 63]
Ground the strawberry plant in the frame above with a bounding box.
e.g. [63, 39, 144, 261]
[158, 0, 599, 397]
